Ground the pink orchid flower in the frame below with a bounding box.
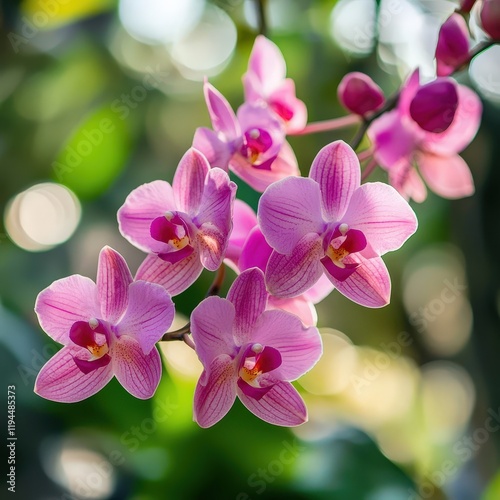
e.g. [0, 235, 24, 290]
[191, 268, 322, 428]
[435, 14, 470, 77]
[225, 199, 334, 326]
[34, 247, 175, 402]
[368, 69, 482, 202]
[193, 81, 299, 192]
[118, 148, 236, 296]
[243, 35, 307, 133]
[258, 141, 417, 308]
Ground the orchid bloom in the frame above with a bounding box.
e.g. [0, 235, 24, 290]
[193, 81, 299, 192]
[34, 247, 175, 402]
[368, 69, 482, 202]
[258, 141, 418, 308]
[337, 72, 385, 116]
[435, 14, 470, 77]
[225, 199, 334, 326]
[191, 268, 322, 428]
[243, 35, 307, 133]
[118, 148, 236, 296]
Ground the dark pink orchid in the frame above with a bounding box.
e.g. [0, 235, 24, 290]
[435, 14, 470, 77]
[481, 0, 500, 40]
[225, 199, 334, 326]
[193, 81, 299, 192]
[243, 35, 307, 133]
[258, 141, 417, 308]
[191, 268, 322, 428]
[118, 148, 236, 296]
[368, 69, 481, 202]
[34, 247, 174, 402]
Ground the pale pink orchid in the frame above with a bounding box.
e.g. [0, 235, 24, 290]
[118, 148, 236, 296]
[191, 268, 322, 428]
[225, 199, 334, 326]
[193, 81, 299, 193]
[258, 141, 417, 308]
[368, 69, 482, 202]
[243, 35, 307, 133]
[34, 247, 175, 402]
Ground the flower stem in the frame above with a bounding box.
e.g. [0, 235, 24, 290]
[357, 148, 374, 162]
[255, 0, 268, 37]
[160, 265, 226, 343]
[361, 158, 378, 181]
[291, 114, 361, 135]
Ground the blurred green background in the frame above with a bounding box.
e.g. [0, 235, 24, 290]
[1, 0, 500, 498]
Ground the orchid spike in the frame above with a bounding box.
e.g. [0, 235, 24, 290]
[368, 69, 481, 202]
[191, 268, 322, 428]
[34, 247, 175, 402]
[225, 199, 334, 326]
[193, 81, 299, 192]
[118, 148, 236, 295]
[243, 35, 307, 133]
[258, 141, 418, 308]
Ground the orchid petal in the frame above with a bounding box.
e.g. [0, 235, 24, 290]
[113, 336, 162, 399]
[422, 85, 482, 155]
[192, 127, 232, 171]
[269, 79, 308, 132]
[173, 148, 210, 215]
[117, 180, 176, 254]
[265, 233, 324, 298]
[239, 226, 273, 273]
[116, 281, 174, 354]
[302, 273, 335, 304]
[237, 380, 307, 426]
[194, 354, 237, 428]
[204, 81, 240, 140]
[35, 275, 99, 344]
[190, 296, 235, 366]
[342, 183, 418, 255]
[96, 246, 132, 324]
[252, 309, 322, 380]
[267, 295, 318, 327]
[417, 152, 474, 199]
[258, 177, 324, 254]
[245, 35, 286, 96]
[225, 199, 258, 266]
[227, 268, 268, 345]
[325, 255, 391, 308]
[34, 346, 113, 403]
[135, 252, 203, 296]
[309, 141, 361, 221]
[387, 159, 428, 203]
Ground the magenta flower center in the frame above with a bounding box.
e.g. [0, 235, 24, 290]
[270, 99, 294, 122]
[150, 212, 195, 263]
[242, 128, 273, 164]
[237, 343, 282, 400]
[69, 319, 111, 374]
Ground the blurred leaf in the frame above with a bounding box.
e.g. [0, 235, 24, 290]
[52, 105, 131, 198]
[483, 470, 500, 500]
[21, 0, 116, 28]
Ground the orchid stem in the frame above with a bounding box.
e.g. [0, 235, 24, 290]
[357, 148, 374, 162]
[255, 0, 268, 37]
[291, 114, 361, 135]
[160, 265, 226, 343]
[361, 158, 378, 181]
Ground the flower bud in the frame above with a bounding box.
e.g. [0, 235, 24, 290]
[480, 0, 500, 40]
[409, 80, 458, 133]
[435, 14, 470, 76]
[337, 72, 385, 116]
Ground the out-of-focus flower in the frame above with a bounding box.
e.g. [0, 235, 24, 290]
[368, 69, 481, 201]
[193, 81, 299, 192]
[118, 148, 236, 295]
[34, 247, 174, 402]
[258, 141, 417, 308]
[191, 268, 322, 428]
[480, 0, 500, 40]
[337, 72, 385, 116]
[243, 35, 307, 133]
[435, 14, 470, 76]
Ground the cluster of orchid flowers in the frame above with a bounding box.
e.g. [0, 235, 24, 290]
[34, 1, 498, 428]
